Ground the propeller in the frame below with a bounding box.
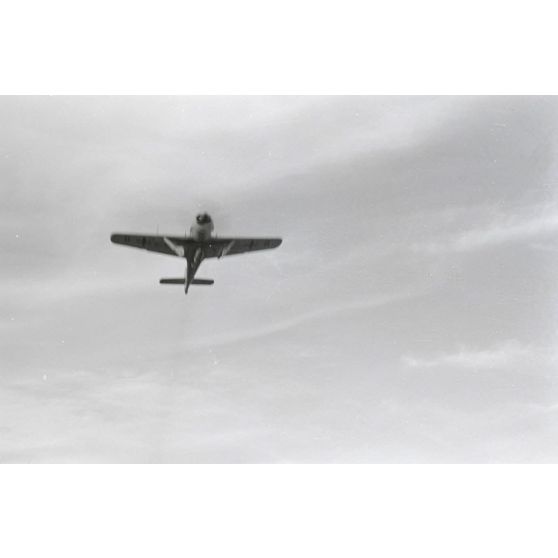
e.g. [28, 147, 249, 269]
[192, 197, 233, 235]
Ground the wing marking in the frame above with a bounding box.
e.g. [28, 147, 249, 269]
[163, 237, 185, 257]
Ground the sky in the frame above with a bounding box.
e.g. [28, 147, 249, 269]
[1, 96, 558, 463]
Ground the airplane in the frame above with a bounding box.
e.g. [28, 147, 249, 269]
[111, 213, 282, 294]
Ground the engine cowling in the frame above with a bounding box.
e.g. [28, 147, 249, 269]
[189, 212, 214, 241]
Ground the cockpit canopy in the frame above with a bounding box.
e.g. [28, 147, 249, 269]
[196, 213, 212, 225]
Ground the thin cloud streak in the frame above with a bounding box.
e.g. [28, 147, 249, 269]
[186, 288, 423, 350]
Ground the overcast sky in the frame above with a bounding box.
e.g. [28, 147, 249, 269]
[1, 96, 557, 463]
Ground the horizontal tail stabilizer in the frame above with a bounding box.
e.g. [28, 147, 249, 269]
[159, 278, 214, 286]
[191, 279, 214, 285]
[160, 278, 185, 285]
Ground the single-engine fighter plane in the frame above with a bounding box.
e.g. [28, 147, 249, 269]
[111, 213, 282, 294]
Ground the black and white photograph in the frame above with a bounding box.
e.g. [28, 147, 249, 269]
[2, 3, 558, 556]
[2, 95, 557, 464]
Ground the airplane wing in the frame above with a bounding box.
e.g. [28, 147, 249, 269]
[203, 237, 282, 259]
[110, 234, 188, 257]
[111, 234, 282, 258]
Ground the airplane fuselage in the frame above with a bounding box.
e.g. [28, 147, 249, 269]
[183, 213, 214, 292]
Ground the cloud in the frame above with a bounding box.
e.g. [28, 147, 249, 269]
[402, 341, 534, 370]
[413, 205, 558, 254]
